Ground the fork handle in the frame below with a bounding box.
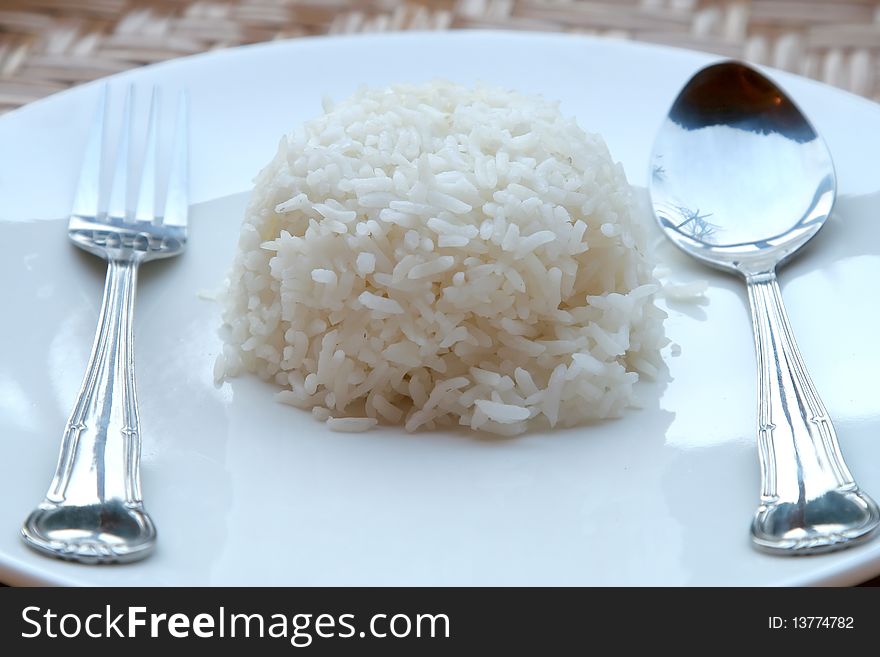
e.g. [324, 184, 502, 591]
[745, 271, 879, 553]
[46, 258, 145, 508]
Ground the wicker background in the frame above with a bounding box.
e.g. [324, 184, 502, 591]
[1, 0, 880, 112]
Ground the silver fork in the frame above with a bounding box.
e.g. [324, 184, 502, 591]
[21, 86, 188, 564]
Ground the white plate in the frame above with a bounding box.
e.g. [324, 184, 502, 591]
[2, 31, 880, 586]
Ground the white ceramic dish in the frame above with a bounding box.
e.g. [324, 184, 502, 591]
[2, 31, 880, 586]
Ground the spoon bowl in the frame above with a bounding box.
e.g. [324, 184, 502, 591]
[650, 61, 880, 555]
[651, 62, 836, 276]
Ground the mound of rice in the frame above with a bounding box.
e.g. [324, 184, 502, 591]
[217, 81, 666, 436]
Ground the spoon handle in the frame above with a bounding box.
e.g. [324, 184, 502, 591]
[745, 271, 879, 554]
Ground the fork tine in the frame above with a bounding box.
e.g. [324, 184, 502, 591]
[107, 85, 134, 221]
[71, 85, 107, 219]
[161, 91, 188, 228]
[134, 88, 159, 224]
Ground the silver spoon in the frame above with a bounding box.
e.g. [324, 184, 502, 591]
[650, 61, 880, 555]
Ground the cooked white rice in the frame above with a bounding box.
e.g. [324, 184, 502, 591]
[218, 81, 667, 436]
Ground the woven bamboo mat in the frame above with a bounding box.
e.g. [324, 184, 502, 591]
[1, 0, 879, 112]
